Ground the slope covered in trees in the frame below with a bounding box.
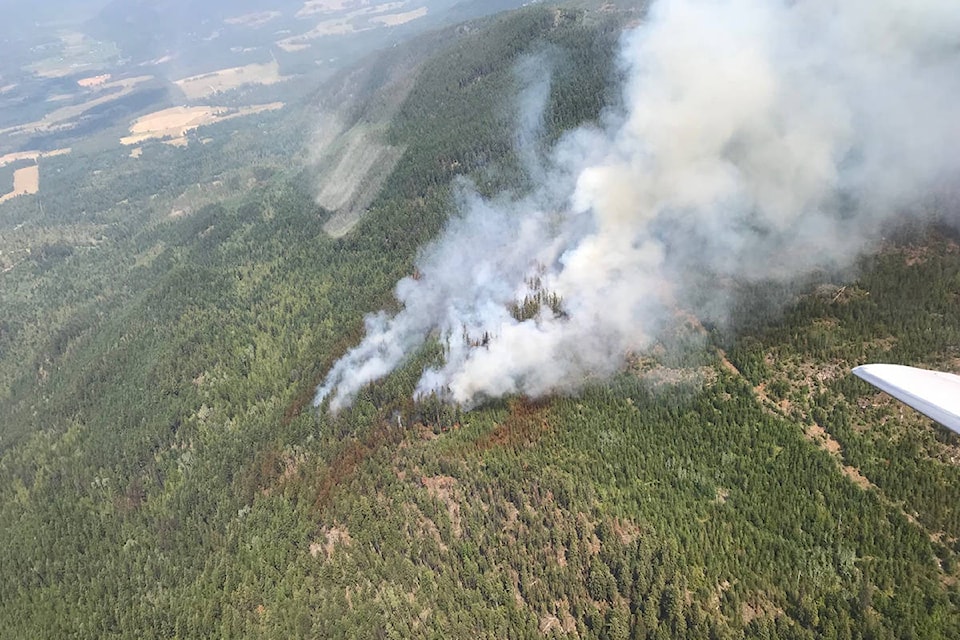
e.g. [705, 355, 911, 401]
[0, 3, 958, 638]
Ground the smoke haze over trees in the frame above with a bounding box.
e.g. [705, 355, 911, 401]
[316, 0, 960, 411]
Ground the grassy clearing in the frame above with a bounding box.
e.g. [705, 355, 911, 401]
[0, 76, 154, 137]
[120, 103, 284, 146]
[174, 62, 288, 100]
[372, 6, 429, 26]
[0, 148, 70, 168]
[0, 165, 40, 203]
[224, 11, 282, 27]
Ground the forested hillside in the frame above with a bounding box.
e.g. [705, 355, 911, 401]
[1, 3, 958, 638]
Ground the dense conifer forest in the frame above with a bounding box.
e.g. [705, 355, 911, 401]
[1, 3, 958, 637]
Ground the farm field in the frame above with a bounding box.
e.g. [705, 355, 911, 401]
[277, 1, 424, 49]
[0, 76, 155, 138]
[174, 62, 289, 100]
[120, 103, 285, 146]
[0, 148, 71, 168]
[0, 165, 40, 203]
[372, 6, 429, 26]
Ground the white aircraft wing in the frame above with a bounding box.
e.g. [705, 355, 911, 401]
[852, 364, 960, 435]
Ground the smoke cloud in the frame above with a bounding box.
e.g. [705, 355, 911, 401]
[316, 0, 960, 412]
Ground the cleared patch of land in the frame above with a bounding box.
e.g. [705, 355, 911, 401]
[77, 74, 111, 88]
[174, 62, 287, 100]
[278, 43, 312, 52]
[278, 19, 361, 50]
[121, 106, 223, 145]
[296, 0, 361, 18]
[0, 148, 70, 168]
[142, 55, 175, 67]
[278, 1, 407, 50]
[0, 76, 154, 138]
[0, 165, 40, 203]
[351, 2, 406, 18]
[121, 103, 284, 146]
[225, 11, 281, 27]
[28, 32, 118, 79]
[372, 6, 428, 26]
[308, 525, 353, 558]
[0, 149, 71, 205]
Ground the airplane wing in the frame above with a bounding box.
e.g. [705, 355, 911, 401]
[852, 364, 960, 435]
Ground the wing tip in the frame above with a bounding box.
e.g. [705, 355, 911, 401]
[851, 363, 960, 436]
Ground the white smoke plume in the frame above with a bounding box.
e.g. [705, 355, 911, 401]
[316, 0, 960, 412]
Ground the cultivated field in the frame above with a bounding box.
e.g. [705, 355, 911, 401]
[0, 165, 40, 203]
[28, 32, 118, 79]
[372, 6, 428, 26]
[77, 74, 111, 88]
[278, 1, 419, 50]
[174, 62, 287, 100]
[296, 0, 361, 18]
[277, 19, 361, 50]
[224, 11, 282, 27]
[0, 148, 71, 168]
[121, 103, 285, 146]
[0, 76, 154, 138]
